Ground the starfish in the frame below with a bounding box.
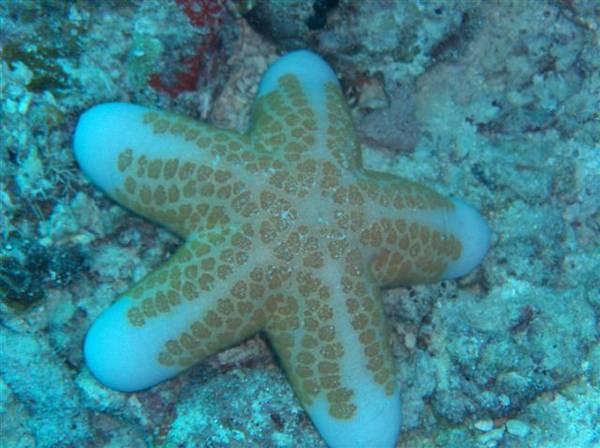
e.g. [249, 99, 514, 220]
[74, 50, 490, 447]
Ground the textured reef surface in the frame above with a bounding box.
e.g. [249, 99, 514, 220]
[1, 1, 599, 447]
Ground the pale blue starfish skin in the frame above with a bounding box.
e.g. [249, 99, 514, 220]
[74, 50, 490, 447]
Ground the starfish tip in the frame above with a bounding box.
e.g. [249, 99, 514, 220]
[257, 49, 339, 98]
[442, 198, 492, 279]
[84, 296, 175, 392]
[74, 102, 146, 193]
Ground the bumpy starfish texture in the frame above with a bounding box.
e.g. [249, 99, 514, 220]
[74, 50, 490, 448]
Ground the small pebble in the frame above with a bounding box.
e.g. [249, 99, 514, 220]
[18, 93, 32, 114]
[474, 419, 494, 432]
[478, 428, 505, 446]
[5, 98, 17, 114]
[506, 419, 530, 437]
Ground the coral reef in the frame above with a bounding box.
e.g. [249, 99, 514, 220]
[1, 0, 598, 447]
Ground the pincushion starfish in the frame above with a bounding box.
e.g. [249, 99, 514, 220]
[74, 50, 490, 447]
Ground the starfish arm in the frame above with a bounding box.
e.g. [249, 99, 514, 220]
[74, 102, 249, 238]
[264, 258, 400, 448]
[84, 230, 264, 392]
[248, 51, 361, 169]
[351, 172, 491, 287]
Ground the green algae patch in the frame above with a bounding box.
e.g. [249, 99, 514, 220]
[1, 41, 70, 92]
